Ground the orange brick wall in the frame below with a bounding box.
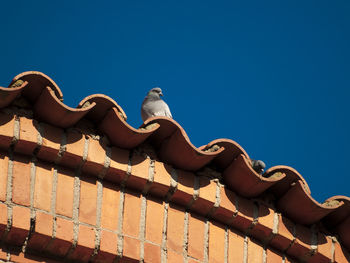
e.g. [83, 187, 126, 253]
[0, 113, 349, 263]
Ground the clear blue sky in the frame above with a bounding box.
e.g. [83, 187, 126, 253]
[1, 1, 349, 202]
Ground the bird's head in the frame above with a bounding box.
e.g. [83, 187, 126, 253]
[148, 87, 163, 98]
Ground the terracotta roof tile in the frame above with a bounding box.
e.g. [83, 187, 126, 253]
[10, 71, 63, 102]
[0, 80, 27, 108]
[144, 117, 225, 170]
[34, 86, 95, 128]
[199, 138, 249, 169]
[277, 180, 343, 225]
[0, 71, 349, 255]
[323, 196, 350, 227]
[264, 165, 311, 198]
[99, 107, 159, 149]
[223, 154, 286, 197]
[78, 94, 127, 121]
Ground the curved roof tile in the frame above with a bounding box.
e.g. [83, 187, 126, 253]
[78, 94, 127, 121]
[0, 71, 349, 251]
[99, 107, 160, 149]
[277, 180, 343, 225]
[223, 154, 286, 197]
[199, 138, 249, 170]
[323, 196, 350, 227]
[0, 80, 27, 108]
[264, 165, 311, 197]
[144, 117, 225, 170]
[11, 71, 63, 102]
[34, 86, 95, 128]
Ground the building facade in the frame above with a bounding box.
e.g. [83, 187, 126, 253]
[0, 71, 349, 262]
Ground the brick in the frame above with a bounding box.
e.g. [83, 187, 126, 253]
[37, 123, 63, 163]
[10, 252, 62, 263]
[145, 197, 163, 245]
[0, 112, 14, 149]
[228, 228, 244, 263]
[266, 248, 283, 263]
[247, 237, 264, 263]
[34, 163, 53, 212]
[230, 195, 255, 232]
[101, 182, 120, 230]
[286, 224, 312, 260]
[123, 235, 140, 261]
[69, 224, 95, 262]
[48, 217, 74, 257]
[28, 211, 53, 251]
[0, 247, 7, 260]
[148, 161, 172, 198]
[334, 241, 350, 263]
[167, 249, 183, 263]
[56, 168, 74, 218]
[60, 130, 85, 169]
[191, 177, 217, 216]
[79, 176, 97, 225]
[15, 117, 38, 155]
[167, 203, 185, 253]
[170, 169, 195, 206]
[35, 211, 53, 236]
[94, 230, 118, 263]
[126, 154, 149, 192]
[0, 202, 7, 236]
[213, 186, 236, 224]
[123, 190, 141, 238]
[208, 221, 225, 263]
[104, 146, 128, 184]
[188, 213, 205, 261]
[12, 154, 31, 206]
[270, 214, 294, 251]
[83, 137, 105, 176]
[308, 234, 333, 263]
[144, 242, 161, 263]
[0, 152, 8, 201]
[7, 205, 30, 246]
[251, 204, 275, 242]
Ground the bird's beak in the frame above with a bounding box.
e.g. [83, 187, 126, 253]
[159, 92, 163, 97]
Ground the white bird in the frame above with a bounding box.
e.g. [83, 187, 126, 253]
[141, 87, 172, 122]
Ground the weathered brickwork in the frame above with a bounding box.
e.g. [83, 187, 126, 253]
[0, 113, 348, 262]
[0, 71, 349, 263]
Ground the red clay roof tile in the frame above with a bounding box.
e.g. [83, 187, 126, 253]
[223, 154, 286, 197]
[34, 86, 96, 128]
[99, 107, 159, 149]
[10, 71, 63, 102]
[277, 180, 343, 225]
[144, 117, 225, 170]
[0, 80, 27, 108]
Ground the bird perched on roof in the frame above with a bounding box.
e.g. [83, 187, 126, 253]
[251, 159, 266, 175]
[141, 87, 172, 122]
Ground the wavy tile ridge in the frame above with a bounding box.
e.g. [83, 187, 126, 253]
[0, 71, 349, 253]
